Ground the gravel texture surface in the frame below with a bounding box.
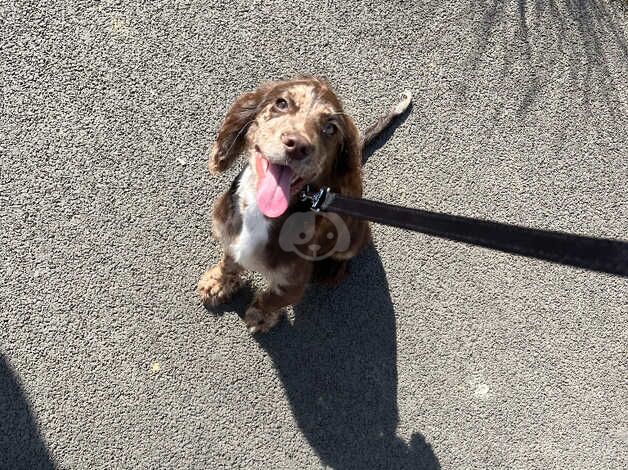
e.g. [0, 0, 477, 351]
[1, 1, 627, 469]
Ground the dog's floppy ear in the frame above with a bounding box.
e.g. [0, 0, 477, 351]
[209, 83, 273, 174]
[331, 115, 363, 198]
[326, 114, 371, 260]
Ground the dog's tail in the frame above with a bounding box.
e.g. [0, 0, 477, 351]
[360, 90, 412, 148]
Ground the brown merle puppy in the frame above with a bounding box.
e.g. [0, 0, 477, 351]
[199, 76, 411, 333]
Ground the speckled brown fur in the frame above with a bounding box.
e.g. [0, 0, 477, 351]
[198, 77, 410, 333]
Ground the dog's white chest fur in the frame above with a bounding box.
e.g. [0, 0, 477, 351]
[231, 167, 271, 273]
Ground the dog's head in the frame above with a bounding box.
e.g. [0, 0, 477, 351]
[210, 77, 362, 218]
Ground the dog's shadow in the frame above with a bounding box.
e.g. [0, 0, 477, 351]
[220, 245, 439, 470]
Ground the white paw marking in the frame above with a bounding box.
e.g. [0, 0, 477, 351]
[394, 90, 413, 114]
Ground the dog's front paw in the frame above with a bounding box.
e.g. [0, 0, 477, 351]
[244, 306, 283, 334]
[198, 265, 241, 306]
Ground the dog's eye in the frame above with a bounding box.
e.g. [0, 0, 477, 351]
[322, 122, 337, 136]
[275, 98, 288, 110]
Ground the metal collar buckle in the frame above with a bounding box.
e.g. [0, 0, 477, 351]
[299, 185, 329, 212]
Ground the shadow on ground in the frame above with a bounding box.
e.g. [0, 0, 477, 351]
[464, 0, 627, 118]
[0, 355, 55, 470]
[206, 97, 437, 469]
[259, 247, 438, 469]
[218, 246, 439, 470]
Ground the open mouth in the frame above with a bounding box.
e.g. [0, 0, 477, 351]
[254, 149, 304, 218]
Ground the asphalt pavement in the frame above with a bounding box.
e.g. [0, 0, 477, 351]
[1, 1, 627, 469]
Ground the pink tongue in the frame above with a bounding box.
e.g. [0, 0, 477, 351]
[256, 162, 294, 218]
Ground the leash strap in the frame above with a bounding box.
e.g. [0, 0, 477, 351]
[300, 187, 628, 277]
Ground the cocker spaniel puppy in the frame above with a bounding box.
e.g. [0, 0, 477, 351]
[199, 76, 411, 333]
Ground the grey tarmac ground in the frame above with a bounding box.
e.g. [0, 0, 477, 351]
[1, 1, 627, 469]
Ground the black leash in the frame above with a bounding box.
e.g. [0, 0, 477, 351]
[300, 186, 628, 277]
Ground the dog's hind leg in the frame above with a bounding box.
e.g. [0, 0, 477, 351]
[312, 258, 350, 287]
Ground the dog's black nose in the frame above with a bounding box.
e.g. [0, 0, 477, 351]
[281, 133, 312, 161]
